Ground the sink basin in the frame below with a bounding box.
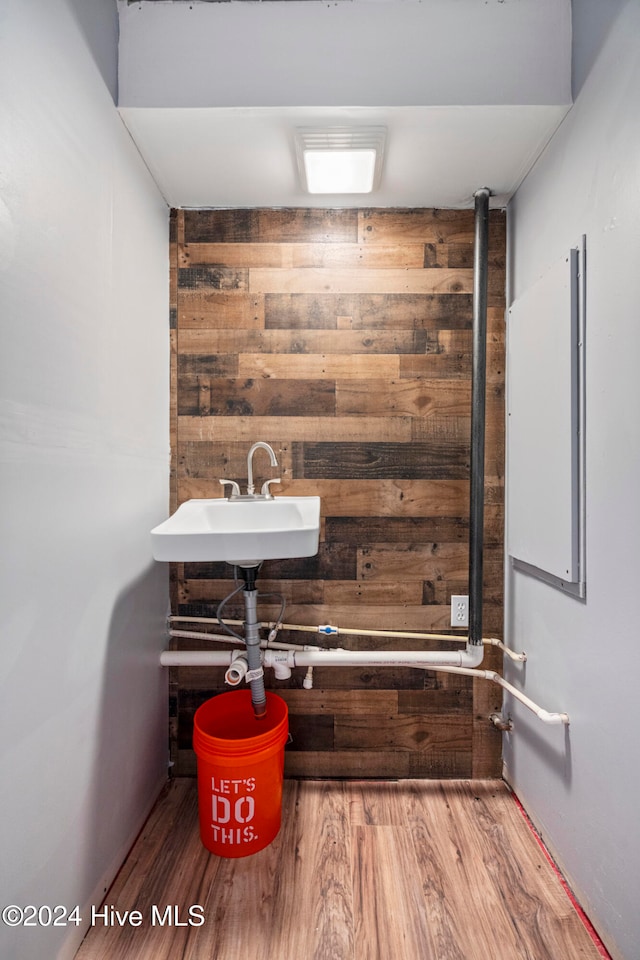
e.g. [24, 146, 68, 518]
[151, 496, 321, 566]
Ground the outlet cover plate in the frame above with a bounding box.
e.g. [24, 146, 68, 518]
[451, 595, 469, 628]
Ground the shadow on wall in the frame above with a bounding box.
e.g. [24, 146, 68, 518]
[503, 565, 572, 788]
[506, 712, 572, 790]
[571, 0, 629, 98]
[65, 0, 119, 103]
[82, 562, 168, 910]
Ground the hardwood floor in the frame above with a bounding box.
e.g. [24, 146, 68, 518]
[75, 779, 604, 960]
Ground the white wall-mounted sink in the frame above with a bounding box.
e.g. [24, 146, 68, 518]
[151, 496, 321, 566]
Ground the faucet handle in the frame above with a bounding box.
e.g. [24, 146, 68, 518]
[219, 479, 241, 499]
[261, 478, 281, 498]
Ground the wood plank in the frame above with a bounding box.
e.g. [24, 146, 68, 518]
[236, 352, 401, 380]
[251, 602, 456, 632]
[279, 689, 398, 716]
[175, 419, 502, 480]
[352, 824, 433, 960]
[177, 416, 413, 444]
[448, 242, 506, 275]
[359, 208, 475, 244]
[180, 242, 426, 270]
[289, 712, 335, 750]
[285, 750, 412, 778]
[265, 293, 353, 329]
[404, 781, 501, 960]
[176, 477, 471, 517]
[74, 781, 219, 960]
[183, 208, 358, 243]
[183, 542, 356, 581]
[178, 327, 432, 355]
[403, 781, 587, 960]
[332, 516, 453, 544]
[176, 440, 294, 482]
[398, 685, 474, 716]
[177, 376, 336, 418]
[423, 242, 451, 268]
[335, 714, 472, 752]
[439, 327, 505, 352]
[293, 749, 473, 779]
[335, 379, 470, 417]
[178, 265, 248, 290]
[189, 788, 299, 960]
[348, 780, 410, 826]
[241, 577, 326, 604]
[267, 781, 354, 960]
[287, 665, 429, 691]
[354, 293, 473, 329]
[176, 353, 239, 376]
[177, 291, 265, 329]
[357, 543, 504, 583]
[409, 410, 504, 447]
[175, 576, 324, 604]
[400, 337, 504, 381]
[323, 580, 423, 605]
[263, 292, 475, 330]
[294, 441, 470, 480]
[325, 509, 504, 546]
[249, 266, 473, 295]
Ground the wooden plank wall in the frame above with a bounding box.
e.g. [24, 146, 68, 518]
[169, 208, 506, 780]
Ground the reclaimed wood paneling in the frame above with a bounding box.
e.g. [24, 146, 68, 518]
[171, 208, 505, 779]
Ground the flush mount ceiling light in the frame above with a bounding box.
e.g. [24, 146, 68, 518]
[295, 126, 387, 194]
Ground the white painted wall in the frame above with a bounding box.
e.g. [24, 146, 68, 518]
[505, 3, 640, 958]
[0, 2, 170, 958]
[118, 0, 571, 109]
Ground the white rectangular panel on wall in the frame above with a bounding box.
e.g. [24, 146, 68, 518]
[507, 246, 584, 589]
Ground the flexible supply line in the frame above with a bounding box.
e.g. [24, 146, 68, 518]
[168, 617, 526, 662]
[168, 628, 526, 669]
[170, 614, 468, 641]
[169, 628, 326, 653]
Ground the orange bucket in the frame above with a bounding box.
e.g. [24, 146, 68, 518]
[193, 690, 288, 858]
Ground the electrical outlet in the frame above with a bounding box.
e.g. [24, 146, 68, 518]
[450, 595, 469, 628]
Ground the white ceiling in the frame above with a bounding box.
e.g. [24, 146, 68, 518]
[117, 0, 572, 209]
[119, 104, 570, 209]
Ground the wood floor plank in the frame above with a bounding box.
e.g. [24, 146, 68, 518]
[268, 780, 354, 960]
[75, 781, 218, 960]
[352, 824, 432, 960]
[74, 779, 606, 960]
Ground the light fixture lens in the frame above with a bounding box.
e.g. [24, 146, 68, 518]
[303, 148, 377, 194]
[295, 126, 386, 195]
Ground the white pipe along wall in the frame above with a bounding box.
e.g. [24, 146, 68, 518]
[160, 640, 569, 725]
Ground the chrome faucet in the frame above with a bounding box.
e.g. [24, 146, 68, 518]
[246, 441, 279, 496]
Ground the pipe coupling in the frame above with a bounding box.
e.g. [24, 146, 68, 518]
[225, 653, 249, 687]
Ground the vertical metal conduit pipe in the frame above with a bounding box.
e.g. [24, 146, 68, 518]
[469, 188, 491, 647]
